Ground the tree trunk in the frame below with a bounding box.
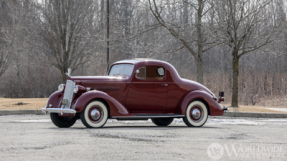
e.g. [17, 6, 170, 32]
[16, 55, 21, 98]
[61, 69, 67, 84]
[231, 51, 239, 107]
[196, 0, 204, 85]
[100, 0, 105, 29]
[183, 0, 188, 25]
[61, 50, 69, 83]
[197, 58, 204, 84]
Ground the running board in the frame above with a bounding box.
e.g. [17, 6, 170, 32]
[113, 114, 185, 119]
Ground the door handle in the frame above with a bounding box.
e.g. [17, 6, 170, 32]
[161, 84, 168, 87]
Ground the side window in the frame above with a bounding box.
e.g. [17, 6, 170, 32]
[136, 67, 146, 79]
[135, 66, 165, 80]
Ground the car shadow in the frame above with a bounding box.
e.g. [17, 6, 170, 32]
[101, 125, 220, 129]
[47, 125, 221, 130]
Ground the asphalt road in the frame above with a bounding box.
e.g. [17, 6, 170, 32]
[0, 115, 286, 161]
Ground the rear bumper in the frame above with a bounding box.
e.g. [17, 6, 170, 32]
[42, 106, 76, 114]
[223, 106, 229, 113]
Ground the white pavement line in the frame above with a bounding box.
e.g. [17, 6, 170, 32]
[257, 119, 287, 122]
[207, 118, 265, 125]
[12, 119, 51, 123]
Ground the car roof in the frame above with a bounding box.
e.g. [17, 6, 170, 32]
[111, 58, 182, 81]
[113, 58, 169, 66]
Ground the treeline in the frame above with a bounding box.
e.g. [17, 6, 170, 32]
[0, 0, 287, 107]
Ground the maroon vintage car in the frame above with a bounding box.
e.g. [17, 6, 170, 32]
[43, 59, 228, 128]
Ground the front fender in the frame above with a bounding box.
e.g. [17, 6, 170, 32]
[72, 91, 130, 117]
[46, 91, 63, 109]
[180, 90, 224, 116]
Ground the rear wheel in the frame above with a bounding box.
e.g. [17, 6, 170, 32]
[50, 113, 77, 128]
[80, 100, 108, 128]
[183, 100, 208, 127]
[151, 118, 174, 126]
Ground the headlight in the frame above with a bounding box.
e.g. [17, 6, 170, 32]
[73, 86, 79, 94]
[58, 84, 65, 92]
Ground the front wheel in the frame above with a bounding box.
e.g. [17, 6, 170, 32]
[183, 100, 208, 127]
[151, 118, 174, 126]
[50, 113, 77, 128]
[80, 100, 108, 128]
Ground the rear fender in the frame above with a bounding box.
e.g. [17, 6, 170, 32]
[72, 91, 130, 117]
[180, 90, 224, 116]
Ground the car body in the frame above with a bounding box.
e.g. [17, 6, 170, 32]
[43, 59, 228, 128]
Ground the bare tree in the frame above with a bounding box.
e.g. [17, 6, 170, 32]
[0, 0, 15, 78]
[213, 0, 283, 107]
[0, 39, 12, 78]
[1, 0, 287, 103]
[30, 0, 97, 82]
[148, 0, 214, 84]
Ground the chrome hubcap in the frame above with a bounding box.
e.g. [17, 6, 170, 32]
[192, 108, 201, 120]
[90, 109, 100, 120]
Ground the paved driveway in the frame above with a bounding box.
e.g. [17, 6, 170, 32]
[0, 115, 286, 161]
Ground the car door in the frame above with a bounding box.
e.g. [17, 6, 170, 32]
[126, 66, 168, 113]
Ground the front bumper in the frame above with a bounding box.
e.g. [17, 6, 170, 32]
[42, 106, 76, 114]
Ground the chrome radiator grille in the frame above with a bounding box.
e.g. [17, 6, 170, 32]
[62, 80, 76, 109]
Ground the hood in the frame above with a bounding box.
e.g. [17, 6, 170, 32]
[67, 76, 128, 84]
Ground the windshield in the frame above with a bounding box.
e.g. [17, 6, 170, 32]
[109, 64, 134, 77]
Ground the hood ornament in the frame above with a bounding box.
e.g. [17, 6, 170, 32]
[65, 68, 71, 77]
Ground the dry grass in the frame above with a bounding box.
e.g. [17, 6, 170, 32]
[0, 98, 48, 110]
[222, 104, 285, 113]
[0, 98, 286, 113]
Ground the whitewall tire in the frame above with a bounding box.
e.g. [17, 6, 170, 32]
[80, 100, 108, 128]
[183, 100, 208, 127]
